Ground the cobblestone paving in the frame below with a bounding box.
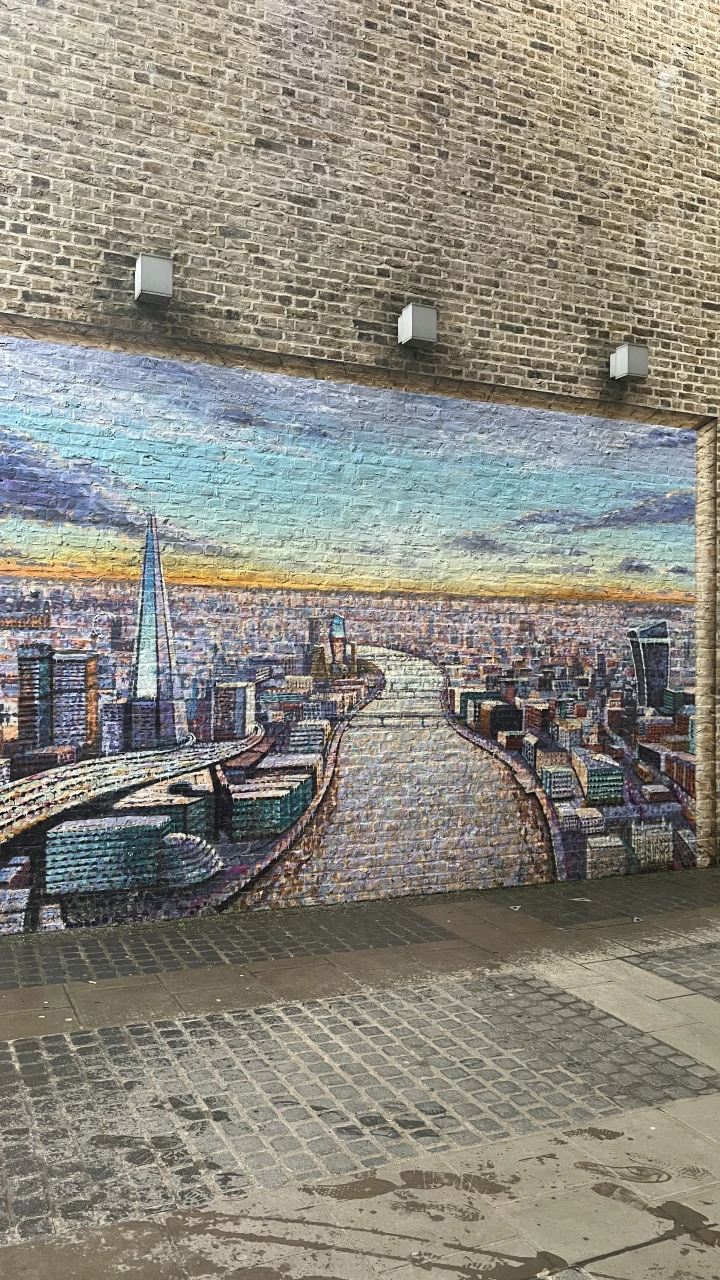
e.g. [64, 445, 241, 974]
[627, 941, 720, 1001]
[1, 972, 718, 1244]
[0, 903, 452, 989]
[1, 864, 716, 994]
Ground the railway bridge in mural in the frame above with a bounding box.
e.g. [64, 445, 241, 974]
[0, 730, 265, 849]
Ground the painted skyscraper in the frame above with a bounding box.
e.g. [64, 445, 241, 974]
[627, 619, 670, 711]
[129, 516, 188, 749]
[329, 615, 347, 670]
[17, 643, 53, 747]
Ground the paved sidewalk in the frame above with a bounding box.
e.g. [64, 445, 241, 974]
[1, 869, 720, 1277]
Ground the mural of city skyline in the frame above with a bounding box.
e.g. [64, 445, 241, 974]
[0, 338, 698, 935]
[0, 338, 694, 601]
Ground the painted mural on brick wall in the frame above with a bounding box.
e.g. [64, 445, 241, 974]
[0, 338, 696, 934]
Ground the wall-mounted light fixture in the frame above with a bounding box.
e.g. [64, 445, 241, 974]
[398, 303, 437, 347]
[134, 254, 173, 303]
[609, 343, 648, 380]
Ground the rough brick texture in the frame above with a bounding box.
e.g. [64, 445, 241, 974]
[2, 0, 720, 416]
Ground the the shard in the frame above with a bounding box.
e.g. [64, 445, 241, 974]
[129, 516, 188, 749]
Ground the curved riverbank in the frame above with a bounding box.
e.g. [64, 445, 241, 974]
[441, 701, 565, 881]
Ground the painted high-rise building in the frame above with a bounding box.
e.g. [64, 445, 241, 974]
[17, 643, 53, 747]
[303, 615, 325, 675]
[129, 516, 188, 749]
[99, 694, 128, 756]
[329, 615, 347, 670]
[211, 680, 256, 740]
[627, 620, 670, 712]
[309, 645, 329, 679]
[53, 652, 100, 757]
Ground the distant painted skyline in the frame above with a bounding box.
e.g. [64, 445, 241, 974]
[0, 338, 695, 602]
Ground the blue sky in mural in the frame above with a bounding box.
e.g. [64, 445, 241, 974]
[0, 338, 695, 599]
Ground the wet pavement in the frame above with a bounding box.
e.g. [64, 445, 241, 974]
[2, 868, 720, 1277]
[0, 899, 452, 989]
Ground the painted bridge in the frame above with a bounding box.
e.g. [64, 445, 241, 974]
[0, 729, 265, 848]
[348, 710, 446, 728]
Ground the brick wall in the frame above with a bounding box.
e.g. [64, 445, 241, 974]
[2, 0, 719, 417]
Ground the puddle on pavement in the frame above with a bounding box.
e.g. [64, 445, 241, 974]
[400, 1170, 517, 1196]
[518, 1150, 561, 1167]
[305, 1172, 399, 1200]
[305, 1167, 518, 1201]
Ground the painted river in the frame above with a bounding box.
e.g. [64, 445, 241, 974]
[241, 649, 552, 907]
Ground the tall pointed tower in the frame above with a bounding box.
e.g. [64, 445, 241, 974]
[129, 516, 188, 749]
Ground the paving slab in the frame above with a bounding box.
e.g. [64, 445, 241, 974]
[446, 902, 554, 934]
[162, 965, 276, 1015]
[556, 981, 698, 1032]
[566, 921, 699, 956]
[659, 1091, 720, 1144]
[0, 1193, 379, 1279]
[159, 960, 269, 992]
[640, 910, 720, 940]
[324, 946, 440, 982]
[647, 1020, 720, 1072]
[499, 1181, 667, 1263]
[245, 957, 363, 1001]
[578, 959, 694, 1001]
[171, 986, 275, 1016]
[372, 942, 497, 975]
[553, 1272, 596, 1280]
[334, 965, 439, 992]
[164, 1191, 376, 1278]
[562, 1106, 720, 1196]
[0, 1007, 80, 1039]
[408, 907, 561, 956]
[64, 972, 169, 996]
[528, 956, 608, 985]
[0, 986, 72, 1015]
[67, 982, 182, 1029]
[563, 919, 639, 936]
[571, 1180, 720, 1279]
[660, 993, 720, 1027]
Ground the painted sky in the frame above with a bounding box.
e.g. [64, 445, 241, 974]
[0, 337, 695, 601]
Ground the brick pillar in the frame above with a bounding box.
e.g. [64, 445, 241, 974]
[695, 421, 718, 865]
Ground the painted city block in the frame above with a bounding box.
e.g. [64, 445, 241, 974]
[0, 338, 697, 933]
